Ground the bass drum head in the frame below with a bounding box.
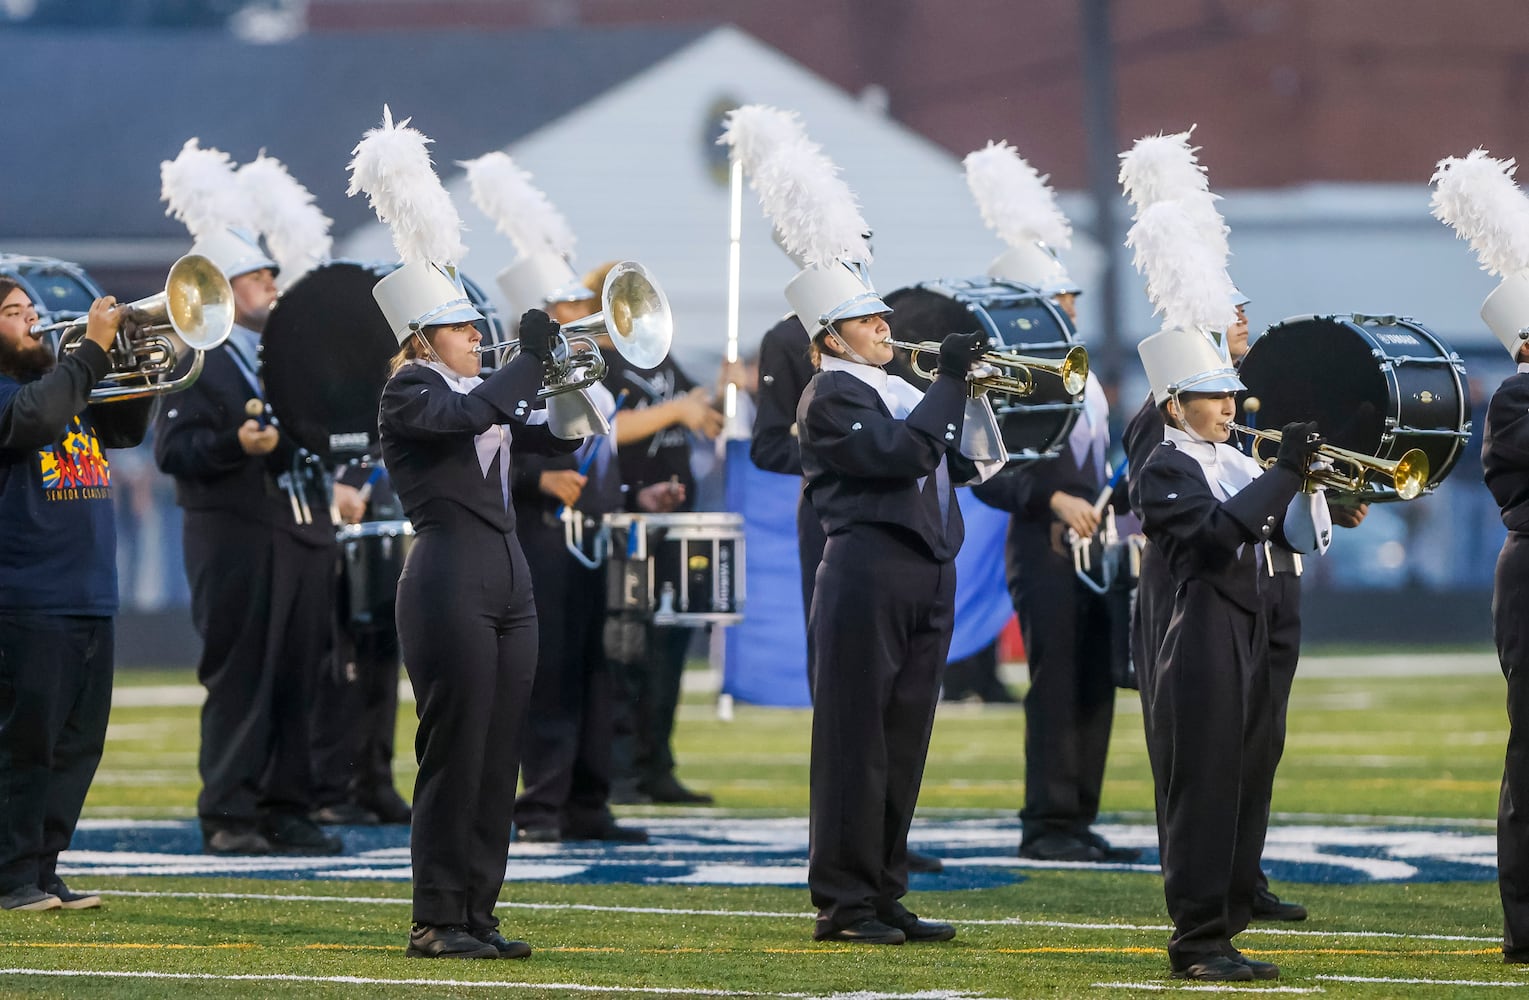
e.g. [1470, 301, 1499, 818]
[1237, 315, 1470, 497]
[884, 278, 1082, 463]
[262, 261, 398, 460]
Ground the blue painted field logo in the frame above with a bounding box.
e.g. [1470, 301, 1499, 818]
[60, 817, 1494, 886]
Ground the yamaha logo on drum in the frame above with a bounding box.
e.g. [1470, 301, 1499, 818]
[717, 543, 732, 610]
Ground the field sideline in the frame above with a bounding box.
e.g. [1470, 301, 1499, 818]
[1, 649, 1518, 998]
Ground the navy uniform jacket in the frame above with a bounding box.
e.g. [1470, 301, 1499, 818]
[378, 356, 578, 534]
[798, 369, 972, 563]
[155, 343, 332, 546]
[0, 340, 151, 615]
[1486, 372, 1529, 531]
[1135, 442, 1302, 614]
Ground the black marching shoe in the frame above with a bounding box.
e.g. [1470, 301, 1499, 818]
[1172, 956, 1254, 982]
[406, 923, 499, 959]
[364, 790, 413, 826]
[563, 821, 649, 844]
[1018, 832, 1102, 862]
[880, 910, 956, 942]
[1232, 954, 1280, 980]
[310, 802, 380, 826]
[813, 917, 906, 944]
[642, 774, 714, 805]
[263, 814, 344, 856]
[1081, 829, 1142, 863]
[471, 928, 532, 959]
[906, 849, 944, 874]
[514, 825, 561, 844]
[1251, 888, 1308, 922]
[203, 825, 273, 856]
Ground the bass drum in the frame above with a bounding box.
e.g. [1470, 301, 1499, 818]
[262, 260, 506, 460]
[1237, 313, 1471, 502]
[884, 277, 1083, 463]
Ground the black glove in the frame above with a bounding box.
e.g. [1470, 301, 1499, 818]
[937, 330, 989, 379]
[517, 309, 559, 364]
[1274, 421, 1323, 474]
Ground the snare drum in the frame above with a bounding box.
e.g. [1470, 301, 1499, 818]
[885, 278, 1083, 463]
[337, 520, 415, 628]
[603, 513, 745, 625]
[1237, 314, 1472, 501]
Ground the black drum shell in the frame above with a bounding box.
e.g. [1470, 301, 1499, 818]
[1237, 314, 1471, 500]
[884, 278, 1083, 464]
[337, 520, 414, 629]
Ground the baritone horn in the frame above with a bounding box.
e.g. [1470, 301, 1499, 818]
[1227, 421, 1430, 501]
[888, 338, 1089, 397]
[475, 260, 674, 399]
[31, 253, 235, 403]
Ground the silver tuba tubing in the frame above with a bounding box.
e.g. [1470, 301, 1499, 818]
[36, 253, 235, 403]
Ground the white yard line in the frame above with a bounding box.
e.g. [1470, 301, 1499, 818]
[1092, 985, 1323, 994]
[1316, 974, 1529, 987]
[0, 970, 1000, 999]
[87, 890, 1501, 943]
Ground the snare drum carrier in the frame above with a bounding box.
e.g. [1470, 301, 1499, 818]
[884, 277, 1084, 463]
[1237, 314, 1471, 501]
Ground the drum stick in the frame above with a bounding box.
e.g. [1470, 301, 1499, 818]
[357, 463, 386, 507]
[1092, 456, 1130, 516]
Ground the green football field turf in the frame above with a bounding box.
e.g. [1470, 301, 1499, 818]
[0, 654, 1518, 999]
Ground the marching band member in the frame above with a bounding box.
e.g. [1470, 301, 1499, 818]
[1134, 323, 1329, 981]
[1437, 148, 1529, 963]
[0, 282, 150, 911]
[582, 259, 721, 806]
[154, 140, 340, 858]
[464, 151, 645, 843]
[725, 104, 999, 943]
[353, 108, 581, 959]
[963, 140, 1139, 863]
[1124, 170, 1332, 978]
[796, 262, 990, 944]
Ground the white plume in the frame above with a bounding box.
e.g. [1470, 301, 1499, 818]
[720, 110, 872, 268]
[962, 140, 1071, 250]
[238, 152, 332, 286]
[458, 151, 577, 260]
[719, 104, 808, 177]
[346, 105, 466, 265]
[1118, 126, 1231, 278]
[160, 138, 252, 241]
[1126, 200, 1238, 341]
[1118, 128, 1210, 216]
[1430, 148, 1529, 277]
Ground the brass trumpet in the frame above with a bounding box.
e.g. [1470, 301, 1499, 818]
[888, 338, 1088, 397]
[1227, 421, 1430, 501]
[31, 253, 234, 403]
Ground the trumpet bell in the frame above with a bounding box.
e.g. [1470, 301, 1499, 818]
[546, 387, 612, 440]
[1391, 448, 1430, 501]
[562, 260, 671, 370]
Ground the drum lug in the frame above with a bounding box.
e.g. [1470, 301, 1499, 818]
[1354, 313, 1401, 326]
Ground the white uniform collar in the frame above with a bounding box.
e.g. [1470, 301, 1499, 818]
[1518, 362, 1529, 374]
[1164, 424, 1259, 500]
[821, 355, 923, 418]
